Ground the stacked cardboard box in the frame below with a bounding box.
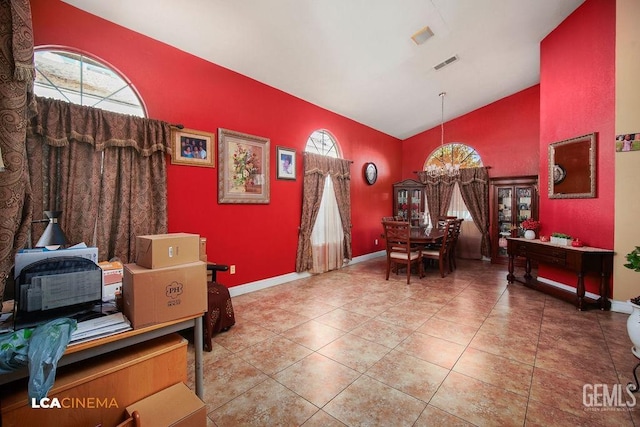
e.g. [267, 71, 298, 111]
[123, 233, 207, 329]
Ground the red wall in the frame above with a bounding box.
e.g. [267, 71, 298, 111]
[402, 86, 540, 179]
[30, 0, 402, 288]
[539, 0, 616, 293]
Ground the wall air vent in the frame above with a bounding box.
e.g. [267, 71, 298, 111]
[433, 55, 459, 71]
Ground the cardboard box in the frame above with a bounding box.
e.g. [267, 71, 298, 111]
[123, 261, 206, 328]
[135, 233, 200, 269]
[199, 237, 207, 262]
[125, 382, 206, 427]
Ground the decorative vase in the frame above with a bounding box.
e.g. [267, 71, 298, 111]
[524, 229, 536, 240]
[627, 302, 640, 358]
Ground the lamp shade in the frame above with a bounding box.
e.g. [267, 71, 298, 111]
[35, 210, 68, 248]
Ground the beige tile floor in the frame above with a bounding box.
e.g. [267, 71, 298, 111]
[186, 258, 640, 426]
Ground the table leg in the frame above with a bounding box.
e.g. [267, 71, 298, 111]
[507, 255, 515, 283]
[524, 258, 532, 280]
[600, 258, 612, 310]
[194, 316, 204, 399]
[576, 272, 585, 311]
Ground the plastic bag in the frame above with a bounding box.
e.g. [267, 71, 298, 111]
[27, 318, 77, 400]
[0, 328, 33, 373]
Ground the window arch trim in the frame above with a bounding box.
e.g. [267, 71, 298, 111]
[34, 45, 148, 117]
[305, 129, 341, 159]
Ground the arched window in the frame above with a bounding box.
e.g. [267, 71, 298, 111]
[302, 129, 345, 273]
[305, 130, 340, 158]
[34, 48, 146, 117]
[423, 142, 483, 171]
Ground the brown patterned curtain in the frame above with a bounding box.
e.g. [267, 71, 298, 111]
[296, 153, 352, 273]
[458, 168, 491, 258]
[26, 97, 172, 263]
[0, 0, 36, 303]
[416, 171, 457, 227]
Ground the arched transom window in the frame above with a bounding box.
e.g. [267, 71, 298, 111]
[34, 48, 146, 117]
[423, 142, 483, 171]
[305, 130, 340, 158]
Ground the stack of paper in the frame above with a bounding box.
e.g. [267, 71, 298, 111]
[70, 312, 131, 344]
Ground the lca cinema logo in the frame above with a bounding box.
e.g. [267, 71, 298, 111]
[583, 384, 636, 411]
[31, 397, 119, 409]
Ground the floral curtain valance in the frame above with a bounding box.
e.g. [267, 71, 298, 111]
[27, 97, 172, 156]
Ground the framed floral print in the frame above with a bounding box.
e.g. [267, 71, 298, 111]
[171, 128, 215, 167]
[276, 146, 296, 180]
[218, 128, 270, 204]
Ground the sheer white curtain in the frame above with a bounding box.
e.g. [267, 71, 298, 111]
[448, 183, 483, 260]
[310, 176, 344, 273]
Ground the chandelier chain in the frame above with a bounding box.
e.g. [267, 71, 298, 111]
[426, 91, 460, 178]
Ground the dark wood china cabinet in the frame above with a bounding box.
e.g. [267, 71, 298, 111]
[490, 175, 538, 264]
[392, 179, 425, 227]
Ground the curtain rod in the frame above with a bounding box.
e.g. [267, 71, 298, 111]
[412, 165, 491, 174]
[302, 152, 353, 163]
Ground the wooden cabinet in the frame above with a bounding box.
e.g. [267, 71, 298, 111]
[490, 176, 538, 264]
[392, 179, 425, 226]
[0, 334, 187, 427]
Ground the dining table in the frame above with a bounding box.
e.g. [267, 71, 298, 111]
[380, 225, 445, 245]
[409, 226, 445, 245]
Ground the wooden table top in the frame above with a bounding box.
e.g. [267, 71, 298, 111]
[409, 227, 445, 244]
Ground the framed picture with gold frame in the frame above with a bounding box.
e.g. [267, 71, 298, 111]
[171, 128, 215, 168]
[218, 128, 270, 204]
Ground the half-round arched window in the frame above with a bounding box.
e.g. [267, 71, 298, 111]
[34, 48, 146, 117]
[305, 130, 340, 158]
[423, 143, 483, 171]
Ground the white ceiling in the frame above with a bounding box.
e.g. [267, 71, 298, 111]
[62, 0, 584, 140]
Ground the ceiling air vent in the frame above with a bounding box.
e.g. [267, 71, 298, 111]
[411, 26, 434, 45]
[434, 55, 459, 71]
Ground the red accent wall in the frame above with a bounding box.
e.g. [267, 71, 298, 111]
[30, 0, 402, 288]
[539, 0, 616, 294]
[402, 86, 540, 179]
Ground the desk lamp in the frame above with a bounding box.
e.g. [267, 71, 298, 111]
[35, 210, 68, 248]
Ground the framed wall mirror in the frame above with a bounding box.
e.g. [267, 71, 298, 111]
[548, 132, 597, 199]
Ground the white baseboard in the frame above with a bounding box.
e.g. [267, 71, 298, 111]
[228, 251, 385, 297]
[227, 256, 633, 316]
[537, 275, 630, 314]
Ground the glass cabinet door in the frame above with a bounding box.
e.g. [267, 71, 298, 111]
[396, 189, 408, 220]
[496, 187, 513, 257]
[410, 189, 422, 224]
[515, 186, 533, 232]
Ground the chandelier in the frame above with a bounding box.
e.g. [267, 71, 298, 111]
[426, 92, 460, 178]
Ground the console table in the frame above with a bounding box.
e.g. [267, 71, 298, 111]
[506, 237, 613, 310]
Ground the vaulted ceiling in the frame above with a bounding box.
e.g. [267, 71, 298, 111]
[63, 0, 584, 139]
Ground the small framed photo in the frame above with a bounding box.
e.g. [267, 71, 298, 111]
[276, 146, 296, 180]
[218, 128, 270, 204]
[171, 128, 215, 168]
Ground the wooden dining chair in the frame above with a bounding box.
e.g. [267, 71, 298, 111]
[422, 219, 457, 277]
[436, 215, 457, 229]
[448, 218, 464, 272]
[382, 220, 424, 284]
